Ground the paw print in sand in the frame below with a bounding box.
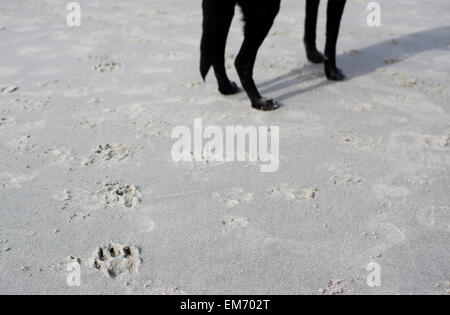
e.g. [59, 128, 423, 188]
[99, 181, 142, 208]
[94, 61, 121, 73]
[90, 144, 131, 163]
[213, 188, 254, 208]
[0, 117, 16, 128]
[91, 243, 141, 279]
[269, 184, 317, 201]
[82, 144, 131, 166]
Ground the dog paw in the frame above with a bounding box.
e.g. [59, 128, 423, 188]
[304, 41, 325, 64]
[91, 243, 141, 279]
[252, 98, 280, 111]
[306, 49, 325, 64]
[218, 81, 240, 95]
[325, 65, 346, 81]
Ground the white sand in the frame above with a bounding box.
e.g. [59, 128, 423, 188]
[0, 0, 449, 295]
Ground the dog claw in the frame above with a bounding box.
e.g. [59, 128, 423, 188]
[252, 98, 280, 111]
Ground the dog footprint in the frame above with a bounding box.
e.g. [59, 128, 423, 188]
[318, 279, 345, 295]
[330, 174, 362, 186]
[223, 216, 249, 228]
[213, 188, 254, 208]
[326, 163, 362, 187]
[91, 243, 141, 279]
[98, 181, 142, 208]
[84, 144, 131, 166]
[0, 117, 16, 128]
[269, 184, 317, 201]
[94, 61, 121, 73]
[416, 206, 450, 232]
[0, 240, 11, 253]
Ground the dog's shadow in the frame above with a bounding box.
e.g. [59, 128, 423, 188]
[258, 26, 450, 103]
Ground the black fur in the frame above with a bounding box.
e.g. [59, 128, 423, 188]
[200, 0, 346, 110]
[304, 0, 347, 81]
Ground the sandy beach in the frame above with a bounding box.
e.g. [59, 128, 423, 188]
[0, 0, 449, 295]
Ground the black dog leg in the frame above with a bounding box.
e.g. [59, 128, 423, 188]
[236, 0, 281, 111]
[324, 0, 346, 81]
[213, 2, 241, 95]
[304, 0, 325, 64]
[201, 0, 240, 95]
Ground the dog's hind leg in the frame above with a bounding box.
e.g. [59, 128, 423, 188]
[200, 0, 240, 95]
[324, 0, 347, 81]
[235, 0, 281, 111]
[304, 0, 325, 64]
[213, 2, 240, 95]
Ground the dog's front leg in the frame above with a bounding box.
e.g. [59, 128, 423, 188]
[235, 0, 280, 111]
[324, 0, 346, 81]
[304, 0, 325, 63]
[200, 0, 240, 95]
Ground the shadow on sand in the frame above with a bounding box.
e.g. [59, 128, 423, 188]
[258, 26, 450, 102]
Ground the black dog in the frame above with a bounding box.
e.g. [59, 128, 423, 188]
[200, 0, 346, 111]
